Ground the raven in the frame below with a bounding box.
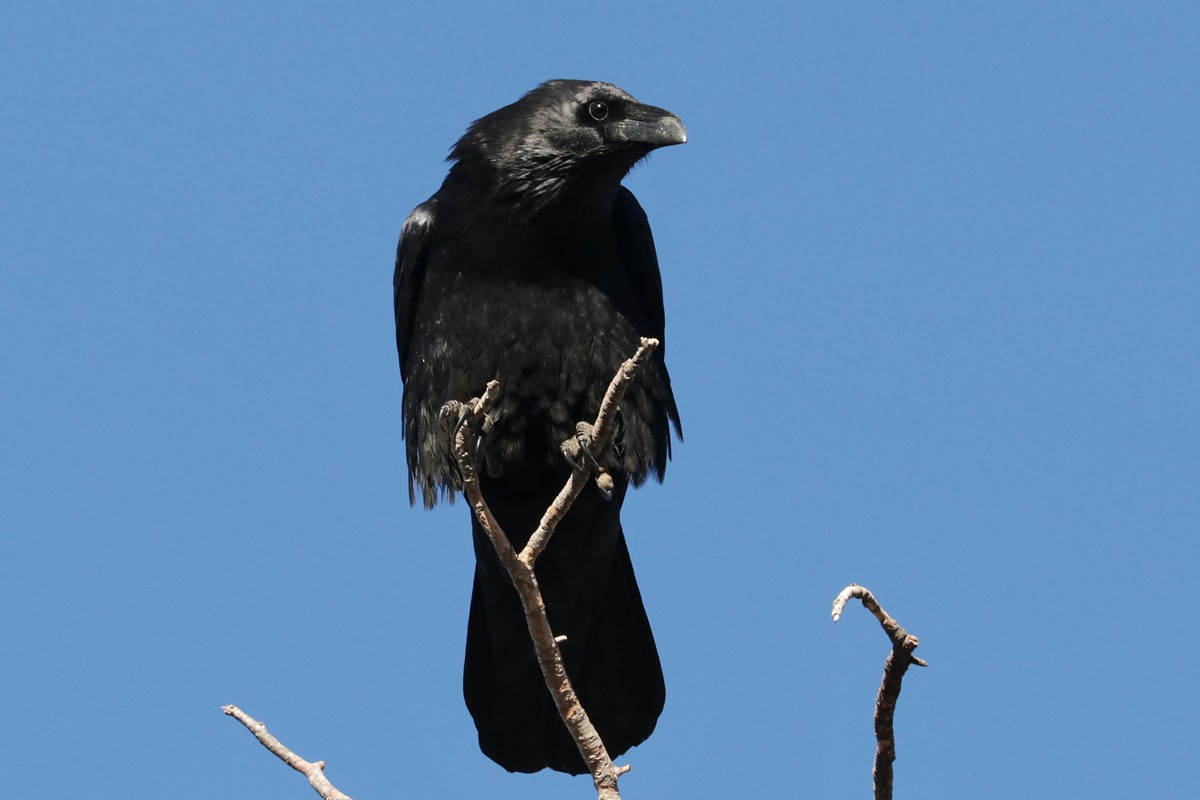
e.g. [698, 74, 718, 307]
[394, 80, 684, 774]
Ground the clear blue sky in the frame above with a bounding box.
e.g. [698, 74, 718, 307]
[3, 3, 1196, 798]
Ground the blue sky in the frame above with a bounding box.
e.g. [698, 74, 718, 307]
[2, 2, 1197, 798]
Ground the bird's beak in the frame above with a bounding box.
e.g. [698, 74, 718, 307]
[608, 103, 688, 148]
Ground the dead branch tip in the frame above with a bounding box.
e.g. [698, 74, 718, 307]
[222, 704, 354, 800]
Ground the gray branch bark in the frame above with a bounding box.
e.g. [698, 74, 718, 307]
[451, 338, 660, 800]
[222, 705, 353, 800]
[832, 583, 927, 800]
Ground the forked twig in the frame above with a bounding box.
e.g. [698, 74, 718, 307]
[452, 338, 659, 800]
[222, 341, 657, 800]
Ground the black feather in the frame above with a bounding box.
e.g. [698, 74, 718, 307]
[394, 79, 684, 774]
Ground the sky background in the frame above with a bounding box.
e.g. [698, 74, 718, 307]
[2, 2, 1197, 798]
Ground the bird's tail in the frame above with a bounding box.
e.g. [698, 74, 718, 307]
[462, 477, 664, 774]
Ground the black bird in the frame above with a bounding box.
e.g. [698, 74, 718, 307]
[393, 80, 685, 774]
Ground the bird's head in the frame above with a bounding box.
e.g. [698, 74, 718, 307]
[448, 80, 686, 203]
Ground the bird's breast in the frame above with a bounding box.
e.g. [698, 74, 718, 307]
[408, 261, 642, 477]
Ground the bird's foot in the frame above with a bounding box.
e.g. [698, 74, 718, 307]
[441, 397, 498, 471]
[440, 399, 468, 429]
[561, 422, 615, 499]
[441, 398, 496, 436]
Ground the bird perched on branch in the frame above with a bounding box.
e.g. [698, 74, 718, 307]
[393, 80, 685, 774]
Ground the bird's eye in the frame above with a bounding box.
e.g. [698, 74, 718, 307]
[587, 101, 609, 122]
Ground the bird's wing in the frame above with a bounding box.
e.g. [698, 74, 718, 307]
[613, 186, 666, 343]
[393, 200, 436, 380]
[613, 186, 682, 442]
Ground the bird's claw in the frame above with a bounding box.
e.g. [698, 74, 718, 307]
[440, 399, 468, 429]
[442, 398, 497, 469]
[559, 422, 597, 468]
[560, 422, 614, 499]
[441, 398, 496, 436]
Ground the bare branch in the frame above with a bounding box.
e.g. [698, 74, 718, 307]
[451, 339, 659, 800]
[521, 337, 659, 566]
[223, 343, 655, 800]
[222, 705, 353, 800]
[832, 584, 927, 800]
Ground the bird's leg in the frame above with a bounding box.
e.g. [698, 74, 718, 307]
[561, 421, 615, 499]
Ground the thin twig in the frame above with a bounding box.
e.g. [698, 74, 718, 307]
[452, 338, 659, 800]
[832, 584, 927, 800]
[222, 705, 353, 800]
[520, 337, 659, 566]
